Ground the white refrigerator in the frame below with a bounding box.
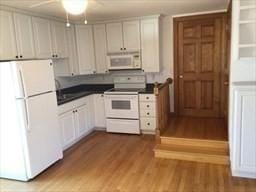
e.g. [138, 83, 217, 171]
[0, 60, 63, 181]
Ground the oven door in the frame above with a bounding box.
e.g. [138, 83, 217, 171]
[104, 94, 139, 119]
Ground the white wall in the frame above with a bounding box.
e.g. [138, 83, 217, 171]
[56, 15, 175, 112]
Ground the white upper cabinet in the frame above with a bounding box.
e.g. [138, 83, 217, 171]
[0, 10, 18, 60]
[106, 21, 141, 52]
[106, 22, 123, 52]
[13, 13, 35, 59]
[32, 17, 53, 59]
[93, 24, 108, 74]
[140, 18, 160, 72]
[51, 21, 68, 58]
[75, 25, 96, 75]
[123, 20, 141, 51]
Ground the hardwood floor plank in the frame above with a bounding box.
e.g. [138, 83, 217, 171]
[1, 132, 255, 192]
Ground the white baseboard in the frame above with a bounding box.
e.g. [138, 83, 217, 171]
[232, 169, 256, 179]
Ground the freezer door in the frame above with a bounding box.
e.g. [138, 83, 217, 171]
[22, 92, 63, 179]
[14, 60, 55, 98]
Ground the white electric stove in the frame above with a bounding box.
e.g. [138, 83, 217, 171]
[104, 75, 146, 134]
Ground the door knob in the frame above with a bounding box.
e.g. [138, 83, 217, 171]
[179, 75, 183, 79]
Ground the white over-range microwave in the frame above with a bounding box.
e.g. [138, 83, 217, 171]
[107, 52, 141, 70]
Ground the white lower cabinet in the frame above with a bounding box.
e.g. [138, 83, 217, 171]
[139, 94, 156, 134]
[58, 96, 94, 150]
[231, 85, 256, 178]
[59, 110, 77, 149]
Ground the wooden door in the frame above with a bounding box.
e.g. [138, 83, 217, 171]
[176, 14, 224, 117]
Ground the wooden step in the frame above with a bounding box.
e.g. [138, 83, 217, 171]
[161, 136, 229, 151]
[154, 144, 230, 165]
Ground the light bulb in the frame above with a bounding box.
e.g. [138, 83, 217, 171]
[62, 0, 88, 15]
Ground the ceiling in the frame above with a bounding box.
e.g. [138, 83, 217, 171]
[0, 0, 229, 22]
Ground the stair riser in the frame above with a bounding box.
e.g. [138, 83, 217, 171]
[161, 137, 229, 151]
[154, 150, 230, 165]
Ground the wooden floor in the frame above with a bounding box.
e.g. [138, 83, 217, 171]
[162, 117, 228, 141]
[1, 132, 256, 192]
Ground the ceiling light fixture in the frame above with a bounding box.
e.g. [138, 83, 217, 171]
[62, 0, 88, 15]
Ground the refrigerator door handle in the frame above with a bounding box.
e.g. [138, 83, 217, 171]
[19, 69, 26, 98]
[24, 100, 31, 132]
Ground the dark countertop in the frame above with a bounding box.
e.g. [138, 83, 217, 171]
[57, 83, 155, 106]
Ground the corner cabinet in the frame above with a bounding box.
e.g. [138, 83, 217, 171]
[93, 24, 108, 74]
[141, 18, 160, 72]
[75, 25, 96, 75]
[231, 85, 256, 179]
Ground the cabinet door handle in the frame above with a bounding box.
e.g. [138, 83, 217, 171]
[20, 55, 23, 58]
[146, 97, 149, 99]
[124, 48, 126, 50]
[16, 55, 19, 59]
[147, 112, 150, 115]
[52, 54, 55, 58]
[120, 48, 123, 50]
[147, 105, 150, 108]
[147, 123, 150, 126]
[56, 55, 58, 58]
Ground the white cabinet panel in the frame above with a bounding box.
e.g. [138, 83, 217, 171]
[94, 94, 106, 127]
[59, 110, 76, 150]
[106, 22, 123, 52]
[76, 104, 89, 138]
[13, 13, 35, 59]
[232, 85, 256, 178]
[0, 10, 17, 60]
[75, 25, 96, 74]
[51, 21, 68, 58]
[93, 24, 108, 74]
[141, 19, 160, 72]
[32, 17, 53, 59]
[123, 20, 140, 51]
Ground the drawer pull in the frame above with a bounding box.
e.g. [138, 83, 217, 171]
[147, 105, 150, 108]
[147, 112, 150, 115]
[146, 97, 149, 99]
[147, 123, 150, 126]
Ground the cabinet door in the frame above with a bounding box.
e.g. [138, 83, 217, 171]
[13, 13, 35, 59]
[232, 86, 256, 177]
[32, 17, 53, 59]
[51, 21, 68, 58]
[123, 20, 140, 51]
[0, 10, 18, 60]
[141, 19, 160, 72]
[66, 25, 79, 76]
[75, 104, 89, 138]
[93, 94, 106, 127]
[93, 24, 108, 74]
[59, 111, 76, 150]
[75, 25, 96, 74]
[106, 22, 123, 52]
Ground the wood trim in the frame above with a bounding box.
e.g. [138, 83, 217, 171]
[154, 78, 173, 143]
[173, 12, 228, 116]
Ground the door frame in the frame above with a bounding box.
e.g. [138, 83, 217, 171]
[173, 12, 228, 116]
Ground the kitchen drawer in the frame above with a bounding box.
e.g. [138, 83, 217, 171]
[140, 101, 155, 110]
[140, 109, 156, 117]
[139, 94, 156, 102]
[140, 117, 156, 131]
[106, 119, 140, 134]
